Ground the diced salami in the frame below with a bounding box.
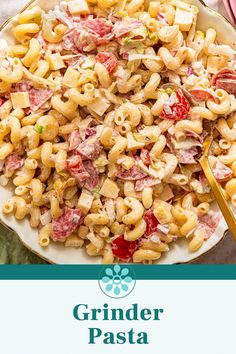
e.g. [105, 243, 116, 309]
[83, 18, 113, 41]
[66, 154, 99, 190]
[29, 88, 53, 112]
[187, 66, 194, 76]
[135, 177, 160, 192]
[82, 160, 99, 191]
[198, 211, 222, 240]
[188, 89, 214, 101]
[63, 28, 80, 53]
[185, 130, 203, 142]
[144, 210, 159, 237]
[12, 80, 32, 92]
[63, 18, 113, 52]
[68, 130, 82, 151]
[117, 165, 148, 181]
[111, 234, 139, 261]
[64, 55, 84, 68]
[177, 147, 198, 164]
[112, 19, 143, 38]
[212, 161, 233, 182]
[66, 153, 90, 181]
[76, 137, 102, 160]
[86, 127, 96, 137]
[160, 89, 190, 121]
[96, 52, 118, 73]
[52, 206, 84, 241]
[140, 149, 151, 166]
[12, 81, 53, 112]
[5, 153, 24, 171]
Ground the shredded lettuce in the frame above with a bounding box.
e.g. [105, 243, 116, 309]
[92, 188, 100, 196]
[81, 57, 95, 70]
[129, 26, 148, 40]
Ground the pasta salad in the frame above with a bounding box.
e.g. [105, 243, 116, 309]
[0, 0, 236, 263]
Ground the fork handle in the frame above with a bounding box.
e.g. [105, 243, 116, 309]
[200, 159, 236, 242]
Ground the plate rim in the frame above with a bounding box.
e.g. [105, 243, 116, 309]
[0, 0, 235, 264]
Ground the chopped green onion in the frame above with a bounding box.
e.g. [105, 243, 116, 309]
[35, 124, 44, 134]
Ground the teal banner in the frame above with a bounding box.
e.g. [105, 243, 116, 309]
[0, 265, 236, 279]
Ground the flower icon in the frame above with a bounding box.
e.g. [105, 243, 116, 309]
[99, 265, 135, 298]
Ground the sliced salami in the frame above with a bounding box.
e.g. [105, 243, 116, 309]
[96, 52, 118, 73]
[117, 165, 148, 181]
[135, 177, 160, 192]
[211, 68, 236, 86]
[211, 68, 236, 95]
[68, 130, 82, 151]
[29, 88, 53, 112]
[66, 153, 90, 181]
[177, 147, 198, 164]
[12, 81, 53, 112]
[215, 79, 236, 95]
[212, 160, 233, 182]
[63, 28, 80, 53]
[52, 207, 84, 241]
[112, 19, 143, 38]
[198, 211, 222, 239]
[82, 160, 99, 191]
[5, 153, 24, 172]
[63, 18, 113, 52]
[188, 89, 214, 101]
[85, 127, 96, 137]
[76, 137, 102, 160]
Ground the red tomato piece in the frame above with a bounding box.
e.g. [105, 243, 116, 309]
[144, 210, 159, 237]
[160, 89, 190, 121]
[96, 52, 118, 73]
[111, 235, 138, 261]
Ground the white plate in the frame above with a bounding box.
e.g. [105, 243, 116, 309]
[0, 0, 234, 264]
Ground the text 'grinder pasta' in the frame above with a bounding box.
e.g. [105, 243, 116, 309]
[1, 0, 236, 263]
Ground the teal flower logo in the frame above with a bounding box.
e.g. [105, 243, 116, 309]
[99, 265, 136, 299]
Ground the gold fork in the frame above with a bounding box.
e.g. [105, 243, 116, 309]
[200, 132, 236, 241]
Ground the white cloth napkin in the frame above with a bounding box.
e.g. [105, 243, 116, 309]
[0, 0, 231, 25]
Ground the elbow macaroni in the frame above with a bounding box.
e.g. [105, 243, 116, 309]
[0, 0, 233, 263]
